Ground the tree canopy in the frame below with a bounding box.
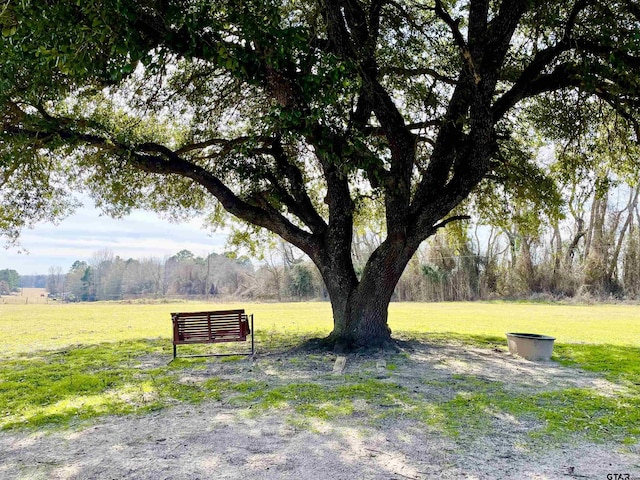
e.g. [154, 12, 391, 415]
[2, 0, 640, 349]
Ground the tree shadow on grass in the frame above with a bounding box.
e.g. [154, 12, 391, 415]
[1, 335, 639, 480]
[0, 339, 180, 430]
[2, 333, 639, 447]
[396, 331, 640, 388]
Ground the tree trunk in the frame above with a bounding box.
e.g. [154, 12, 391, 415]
[318, 237, 417, 351]
[323, 279, 396, 351]
[607, 187, 639, 281]
[564, 217, 586, 266]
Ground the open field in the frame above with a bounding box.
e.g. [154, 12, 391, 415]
[1, 300, 639, 356]
[0, 287, 50, 305]
[0, 301, 638, 479]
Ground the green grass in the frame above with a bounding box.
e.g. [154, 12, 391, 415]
[388, 302, 640, 346]
[0, 339, 241, 430]
[2, 301, 638, 357]
[420, 373, 640, 445]
[232, 378, 411, 420]
[0, 340, 157, 430]
[0, 301, 333, 356]
[0, 301, 638, 446]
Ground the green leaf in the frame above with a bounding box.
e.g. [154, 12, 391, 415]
[2, 26, 17, 37]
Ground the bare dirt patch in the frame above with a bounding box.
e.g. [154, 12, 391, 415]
[1, 343, 638, 480]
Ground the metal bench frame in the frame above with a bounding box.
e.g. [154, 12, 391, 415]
[171, 309, 254, 359]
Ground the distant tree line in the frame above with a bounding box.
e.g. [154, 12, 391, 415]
[392, 181, 640, 303]
[18, 275, 46, 289]
[40, 248, 326, 302]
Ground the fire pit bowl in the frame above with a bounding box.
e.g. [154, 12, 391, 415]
[506, 333, 556, 361]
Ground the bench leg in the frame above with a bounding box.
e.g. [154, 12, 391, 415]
[173, 344, 177, 359]
[250, 314, 255, 355]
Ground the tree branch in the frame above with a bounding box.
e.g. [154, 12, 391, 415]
[133, 147, 320, 252]
[434, 0, 480, 84]
[5, 123, 320, 254]
[270, 139, 328, 234]
[175, 136, 273, 156]
[482, 0, 531, 75]
[573, 39, 640, 68]
[492, 59, 577, 121]
[433, 0, 466, 52]
[431, 215, 471, 232]
[320, 0, 357, 58]
[564, 0, 589, 39]
[380, 66, 457, 85]
[594, 91, 640, 141]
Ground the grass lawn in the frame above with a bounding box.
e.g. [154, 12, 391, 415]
[0, 301, 638, 447]
[390, 301, 640, 345]
[2, 301, 638, 356]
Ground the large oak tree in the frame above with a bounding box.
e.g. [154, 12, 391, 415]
[2, 1, 639, 349]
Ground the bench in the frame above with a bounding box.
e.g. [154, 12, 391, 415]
[171, 309, 254, 359]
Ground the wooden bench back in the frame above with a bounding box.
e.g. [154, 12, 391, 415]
[171, 309, 250, 345]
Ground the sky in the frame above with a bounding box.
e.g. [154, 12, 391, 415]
[0, 204, 228, 276]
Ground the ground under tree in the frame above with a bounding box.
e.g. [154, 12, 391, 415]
[2, 1, 640, 349]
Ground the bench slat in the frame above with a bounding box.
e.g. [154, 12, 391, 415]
[171, 309, 253, 357]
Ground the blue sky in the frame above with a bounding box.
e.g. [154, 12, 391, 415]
[0, 205, 228, 275]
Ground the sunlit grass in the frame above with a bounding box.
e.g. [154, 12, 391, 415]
[0, 301, 638, 443]
[1, 301, 638, 357]
[0, 302, 333, 356]
[388, 302, 640, 346]
[0, 339, 236, 430]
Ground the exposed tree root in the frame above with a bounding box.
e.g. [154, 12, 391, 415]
[294, 335, 400, 355]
